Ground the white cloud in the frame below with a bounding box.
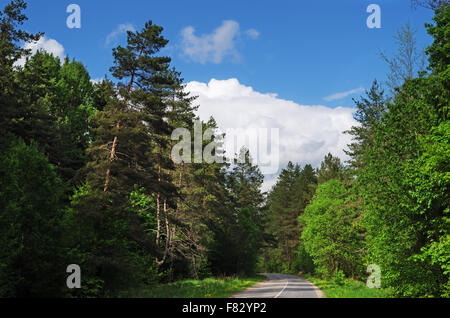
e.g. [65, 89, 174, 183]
[323, 87, 365, 102]
[245, 28, 260, 40]
[105, 23, 135, 46]
[90, 78, 105, 85]
[186, 79, 358, 191]
[15, 36, 65, 67]
[180, 20, 241, 64]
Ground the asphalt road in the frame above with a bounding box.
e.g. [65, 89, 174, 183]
[232, 274, 325, 298]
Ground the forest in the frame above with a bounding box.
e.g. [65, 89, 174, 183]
[0, 0, 448, 298]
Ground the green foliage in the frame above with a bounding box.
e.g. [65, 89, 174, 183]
[207, 206, 262, 276]
[317, 153, 347, 184]
[128, 186, 157, 233]
[6, 49, 96, 182]
[0, 138, 65, 297]
[425, 3, 449, 120]
[300, 180, 364, 279]
[0, 1, 269, 297]
[405, 121, 450, 297]
[333, 270, 346, 286]
[228, 148, 265, 210]
[359, 80, 448, 297]
[235, 207, 261, 275]
[294, 242, 315, 273]
[426, 3, 450, 76]
[303, 274, 392, 298]
[334, 6, 450, 297]
[262, 162, 317, 273]
[121, 276, 265, 298]
[344, 80, 386, 171]
[64, 183, 160, 297]
[206, 149, 264, 276]
[0, 0, 41, 146]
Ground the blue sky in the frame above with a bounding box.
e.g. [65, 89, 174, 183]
[21, 0, 434, 107]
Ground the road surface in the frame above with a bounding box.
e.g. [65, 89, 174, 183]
[232, 274, 325, 298]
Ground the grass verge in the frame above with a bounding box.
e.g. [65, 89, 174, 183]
[121, 276, 266, 298]
[302, 273, 393, 298]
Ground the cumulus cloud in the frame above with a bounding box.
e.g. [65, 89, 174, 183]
[105, 23, 135, 46]
[181, 20, 249, 64]
[323, 87, 365, 102]
[15, 36, 65, 67]
[186, 79, 358, 191]
[90, 78, 105, 85]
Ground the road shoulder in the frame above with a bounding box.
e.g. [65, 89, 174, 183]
[300, 276, 326, 298]
[229, 274, 270, 298]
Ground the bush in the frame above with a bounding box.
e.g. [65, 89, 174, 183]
[334, 270, 346, 286]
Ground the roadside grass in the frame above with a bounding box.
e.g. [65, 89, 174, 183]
[120, 276, 266, 298]
[302, 274, 393, 298]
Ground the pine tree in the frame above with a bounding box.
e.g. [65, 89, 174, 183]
[263, 163, 301, 272]
[70, 21, 180, 293]
[316, 153, 346, 184]
[99, 21, 173, 194]
[227, 147, 264, 210]
[0, 0, 41, 145]
[225, 148, 264, 275]
[154, 68, 198, 268]
[344, 81, 386, 171]
[179, 118, 232, 277]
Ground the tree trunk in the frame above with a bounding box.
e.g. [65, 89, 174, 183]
[156, 193, 161, 247]
[104, 132, 119, 192]
[103, 47, 143, 192]
[156, 199, 171, 266]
